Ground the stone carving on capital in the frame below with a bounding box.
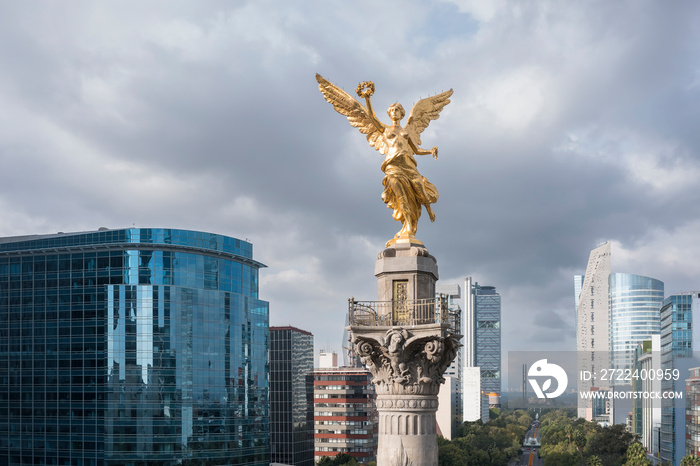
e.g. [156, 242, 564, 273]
[352, 327, 459, 395]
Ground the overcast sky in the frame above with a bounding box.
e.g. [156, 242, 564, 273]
[1, 1, 699, 362]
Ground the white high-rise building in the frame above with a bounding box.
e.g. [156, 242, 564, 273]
[635, 335, 661, 455]
[574, 275, 584, 327]
[435, 283, 462, 436]
[463, 367, 484, 422]
[436, 377, 458, 439]
[437, 283, 462, 381]
[576, 242, 611, 420]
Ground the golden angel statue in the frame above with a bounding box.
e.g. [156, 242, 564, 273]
[315, 74, 453, 247]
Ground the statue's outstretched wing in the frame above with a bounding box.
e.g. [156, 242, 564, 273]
[405, 89, 454, 146]
[316, 74, 387, 155]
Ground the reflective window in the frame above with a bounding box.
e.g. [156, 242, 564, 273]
[0, 229, 269, 465]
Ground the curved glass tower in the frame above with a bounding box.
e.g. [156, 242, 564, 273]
[609, 273, 664, 371]
[0, 228, 269, 465]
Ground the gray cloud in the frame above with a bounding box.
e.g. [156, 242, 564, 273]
[1, 0, 699, 360]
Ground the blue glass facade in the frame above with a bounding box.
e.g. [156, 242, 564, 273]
[609, 273, 664, 371]
[473, 284, 501, 396]
[660, 294, 695, 465]
[0, 228, 269, 465]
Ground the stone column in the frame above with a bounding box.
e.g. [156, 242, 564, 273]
[349, 243, 460, 465]
[351, 325, 459, 465]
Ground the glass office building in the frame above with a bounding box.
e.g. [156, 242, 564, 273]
[269, 326, 314, 466]
[660, 293, 698, 465]
[471, 283, 501, 396]
[609, 273, 664, 371]
[0, 228, 269, 465]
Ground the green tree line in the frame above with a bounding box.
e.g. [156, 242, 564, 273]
[537, 409, 647, 466]
[436, 408, 679, 466]
[438, 409, 532, 465]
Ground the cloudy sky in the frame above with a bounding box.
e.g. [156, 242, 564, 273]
[1, 1, 699, 362]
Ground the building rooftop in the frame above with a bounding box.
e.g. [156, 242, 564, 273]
[270, 326, 313, 336]
[0, 227, 264, 267]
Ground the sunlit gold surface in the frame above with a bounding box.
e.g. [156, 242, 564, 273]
[316, 74, 452, 247]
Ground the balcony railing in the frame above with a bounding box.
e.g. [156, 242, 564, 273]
[348, 295, 451, 328]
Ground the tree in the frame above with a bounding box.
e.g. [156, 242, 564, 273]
[332, 453, 359, 466]
[535, 409, 643, 465]
[565, 425, 574, 444]
[573, 428, 587, 456]
[624, 442, 651, 466]
[681, 455, 700, 466]
[439, 411, 531, 465]
[438, 443, 468, 466]
[585, 424, 635, 464]
[543, 450, 580, 466]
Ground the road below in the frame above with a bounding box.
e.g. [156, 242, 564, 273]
[510, 421, 544, 466]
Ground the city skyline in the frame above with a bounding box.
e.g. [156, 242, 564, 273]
[1, 1, 700, 360]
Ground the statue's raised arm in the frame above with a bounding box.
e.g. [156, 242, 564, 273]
[315, 74, 389, 156]
[316, 74, 453, 247]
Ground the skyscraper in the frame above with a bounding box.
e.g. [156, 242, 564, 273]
[0, 228, 270, 465]
[609, 273, 664, 371]
[631, 336, 661, 455]
[576, 242, 611, 420]
[435, 283, 462, 382]
[576, 243, 611, 356]
[437, 278, 501, 422]
[660, 292, 698, 465]
[467, 278, 502, 397]
[435, 283, 462, 436]
[574, 275, 583, 327]
[269, 326, 314, 466]
[685, 367, 700, 459]
[462, 367, 484, 422]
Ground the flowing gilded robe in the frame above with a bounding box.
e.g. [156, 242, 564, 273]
[380, 127, 438, 237]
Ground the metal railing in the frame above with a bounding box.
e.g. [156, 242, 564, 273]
[348, 295, 450, 328]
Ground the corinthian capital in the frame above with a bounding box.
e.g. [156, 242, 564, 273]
[351, 327, 460, 396]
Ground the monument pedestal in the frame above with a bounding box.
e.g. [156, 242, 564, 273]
[348, 242, 460, 466]
[375, 242, 438, 303]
